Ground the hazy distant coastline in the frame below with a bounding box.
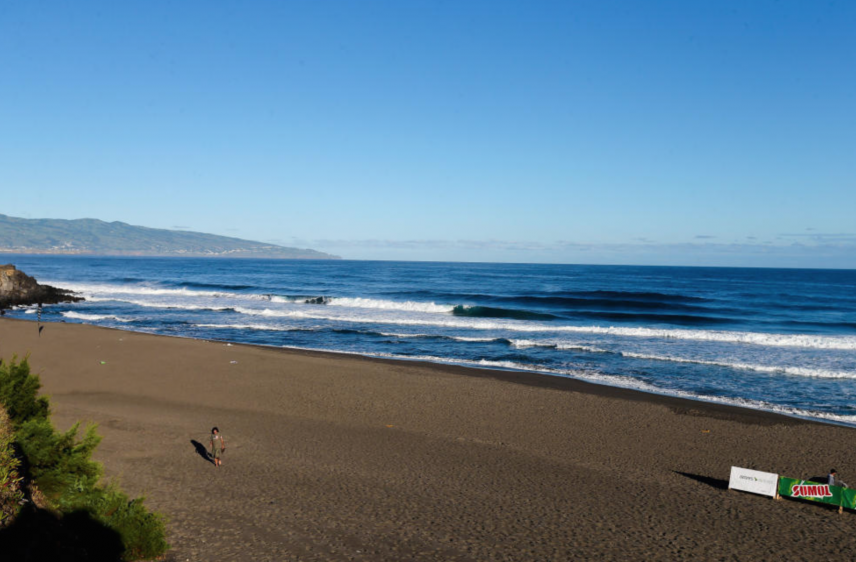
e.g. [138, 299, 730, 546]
[0, 214, 339, 259]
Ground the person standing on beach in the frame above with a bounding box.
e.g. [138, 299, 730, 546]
[829, 469, 848, 488]
[210, 427, 225, 468]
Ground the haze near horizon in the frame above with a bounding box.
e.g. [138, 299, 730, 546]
[1, 1, 853, 268]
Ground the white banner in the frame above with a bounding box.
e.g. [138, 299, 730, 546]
[729, 466, 779, 497]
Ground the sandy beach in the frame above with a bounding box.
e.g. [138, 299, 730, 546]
[3, 317, 856, 561]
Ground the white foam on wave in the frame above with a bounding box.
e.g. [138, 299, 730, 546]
[451, 335, 502, 342]
[46, 281, 279, 302]
[377, 332, 426, 338]
[194, 319, 853, 379]
[53, 280, 856, 351]
[233, 306, 298, 318]
[51, 281, 228, 298]
[62, 311, 132, 323]
[375, 332, 501, 343]
[553, 326, 856, 351]
[619, 351, 856, 380]
[86, 297, 233, 312]
[54, 281, 456, 313]
[195, 323, 300, 332]
[326, 297, 454, 314]
[228, 306, 856, 351]
[510, 339, 608, 353]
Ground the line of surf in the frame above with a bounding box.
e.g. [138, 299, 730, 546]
[53, 282, 458, 313]
[47, 283, 856, 351]
[617, 351, 855, 380]
[189, 322, 855, 379]
[272, 346, 856, 427]
[228, 307, 856, 350]
[507, 339, 855, 379]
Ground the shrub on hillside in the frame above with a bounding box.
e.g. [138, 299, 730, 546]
[0, 408, 24, 527]
[89, 483, 170, 561]
[0, 358, 168, 560]
[0, 357, 49, 426]
[16, 419, 102, 509]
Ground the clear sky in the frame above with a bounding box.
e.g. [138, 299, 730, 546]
[1, 1, 854, 267]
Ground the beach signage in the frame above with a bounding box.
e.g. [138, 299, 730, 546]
[791, 483, 832, 498]
[728, 467, 779, 497]
[778, 477, 856, 510]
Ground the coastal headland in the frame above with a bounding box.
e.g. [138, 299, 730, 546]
[2, 318, 856, 561]
[0, 264, 82, 310]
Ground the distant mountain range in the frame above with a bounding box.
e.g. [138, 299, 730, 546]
[0, 214, 339, 259]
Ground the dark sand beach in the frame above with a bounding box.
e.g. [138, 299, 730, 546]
[2, 317, 856, 561]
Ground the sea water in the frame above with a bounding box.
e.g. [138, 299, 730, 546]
[4, 256, 856, 425]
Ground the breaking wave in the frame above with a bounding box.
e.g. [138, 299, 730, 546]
[195, 323, 301, 332]
[509, 339, 608, 353]
[451, 305, 560, 321]
[223, 306, 856, 350]
[326, 297, 454, 314]
[62, 311, 132, 323]
[85, 297, 235, 312]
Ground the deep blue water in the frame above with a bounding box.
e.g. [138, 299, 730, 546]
[5, 256, 856, 424]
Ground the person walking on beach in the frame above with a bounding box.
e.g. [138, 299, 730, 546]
[210, 427, 225, 468]
[829, 469, 848, 488]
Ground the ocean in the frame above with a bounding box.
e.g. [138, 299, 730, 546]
[4, 256, 856, 425]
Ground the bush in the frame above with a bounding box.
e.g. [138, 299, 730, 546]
[89, 483, 170, 561]
[0, 357, 49, 426]
[0, 408, 24, 527]
[16, 418, 102, 509]
[0, 358, 168, 560]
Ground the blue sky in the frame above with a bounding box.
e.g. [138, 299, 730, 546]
[1, 1, 854, 267]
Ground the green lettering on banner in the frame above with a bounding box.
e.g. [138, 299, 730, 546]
[778, 477, 856, 510]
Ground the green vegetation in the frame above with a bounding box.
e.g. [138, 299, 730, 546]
[0, 357, 168, 560]
[0, 213, 339, 258]
[0, 356, 49, 426]
[0, 408, 24, 527]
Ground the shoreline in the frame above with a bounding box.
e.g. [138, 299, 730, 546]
[271, 343, 814, 428]
[2, 317, 829, 428]
[4, 317, 856, 560]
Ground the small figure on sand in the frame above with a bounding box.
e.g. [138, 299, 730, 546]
[210, 427, 226, 468]
[828, 469, 848, 488]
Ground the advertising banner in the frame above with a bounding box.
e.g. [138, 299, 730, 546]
[778, 477, 856, 509]
[729, 467, 779, 497]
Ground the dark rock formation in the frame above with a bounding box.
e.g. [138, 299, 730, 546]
[0, 265, 83, 310]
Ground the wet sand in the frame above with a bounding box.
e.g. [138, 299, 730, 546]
[2, 317, 856, 561]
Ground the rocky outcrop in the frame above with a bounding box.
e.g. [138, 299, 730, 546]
[0, 265, 83, 310]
